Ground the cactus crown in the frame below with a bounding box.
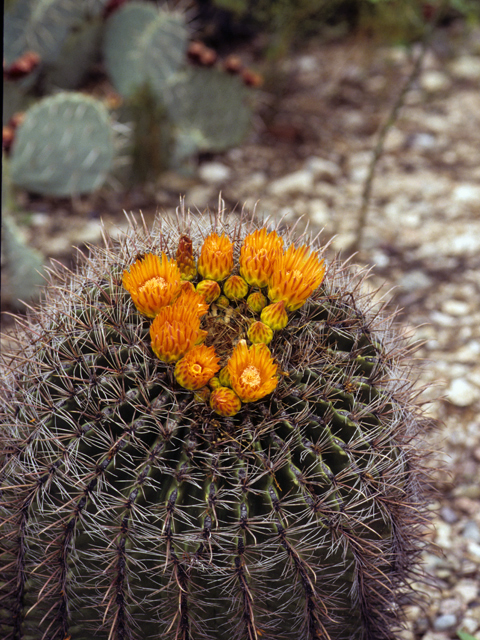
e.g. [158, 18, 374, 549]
[0, 203, 430, 640]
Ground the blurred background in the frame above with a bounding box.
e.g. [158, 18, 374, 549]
[2, 1, 480, 638]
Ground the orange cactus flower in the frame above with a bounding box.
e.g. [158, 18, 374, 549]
[227, 340, 278, 403]
[198, 232, 234, 281]
[122, 253, 181, 317]
[150, 291, 206, 363]
[196, 279, 221, 304]
[176, 235, 197, 281]
[268, 244, 325, 311]
[210, 386, 242, 417]
[246, 291, 267, 313]
[176, 286, 209, 319]
[247, 320, 274, 345]
[260, 300, 288, 331]
[240, 228, 283, 288]
[223, 275, 248, 301]
[174, 345, 220, 390]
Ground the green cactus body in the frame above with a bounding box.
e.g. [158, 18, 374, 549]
[0, 208, 430, 640]
[103, 2, 188, 100]
[9, 92, 114, 196]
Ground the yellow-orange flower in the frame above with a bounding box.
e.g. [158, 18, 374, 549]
[268, 244, 325, 311]
[247, 321, 274, 345]
[198, 233, 234, 281]
[122, 253, 181, 317]
[174, 345, 220, 390]
[176, 286, 209, 319]
[150, 291, 206, 363]
[196, 279, 221, 304]
[223, 275, 248, 301]
[227, 340, 278, 403]
[240, 228, 283, 288]
[210, 387, 242, 417]
[260, 300, 288, 331]
[246, 291, 267, 313]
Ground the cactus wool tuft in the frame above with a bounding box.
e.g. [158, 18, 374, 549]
[0, 205, 432, 640]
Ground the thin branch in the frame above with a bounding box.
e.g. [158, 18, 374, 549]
[351, 3, 449, 255]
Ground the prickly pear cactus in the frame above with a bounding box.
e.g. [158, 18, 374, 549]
[3, 0, 106, 66]
[0, 205, 430, 640]
[167, 67, 251, 160]
[103, 2, 188, 100]
[10, 92, 115, 196]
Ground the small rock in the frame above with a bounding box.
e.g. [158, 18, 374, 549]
[46, 236, 71, 256]
[383, 127, 406, 152]
[441, 299, 471, 316]
[453, 183, 480, 203]
[297, 54, 317, 73]
[331, 233, 356, 253]
[454, 580, 479, 604]
[421, 632, 451, 640]
[410, 132, 437, 149]
[455, 496, 480, 515]
[462, 521, 480, 543]
[399, 270, 433, 293]
[456, 341, 480, 363]
[30, 212, 49, 227]
[461, 617, 480, 634]
[184, 185, 215, 209]
[304, 156, 341, 181]
[239, 171, 267, 191]
[446, 379, 480, 407]
[467, 541, 480, 561]
[267, 170, 314, 197]
[370, 250, 390, 268]
[308, 199, 330, 226]
[198, 162, 231, 184]
[420, 70, 451, 92]
[73, 220, 103, 245]
[450, 55, 480, 81]
[433, 614, 457, 632]
[434, 520, 453, 549]
[439, 506, 458, 524]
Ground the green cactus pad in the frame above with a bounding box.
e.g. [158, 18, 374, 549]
[1, 212, 46, 309]
[0, 209, 431, 639]
[44, 19, 103, 91]
[9, 92, 114, 196]
[168, 67, 251, 158]
[104, 2, 188, 100]
[4, 0, 95, 65]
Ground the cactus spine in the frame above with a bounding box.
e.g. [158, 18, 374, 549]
[0, 205, 430, 640]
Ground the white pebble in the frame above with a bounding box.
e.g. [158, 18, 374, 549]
[198, 162, 231, 184]
[267, 170, 314, 197]
[446, 379, 480, 407]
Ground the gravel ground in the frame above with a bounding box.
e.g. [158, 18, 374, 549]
[2, 22, 480, 640]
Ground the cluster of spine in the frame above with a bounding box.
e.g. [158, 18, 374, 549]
[121, 228, 325, 417]
[0, 207, 431, 640]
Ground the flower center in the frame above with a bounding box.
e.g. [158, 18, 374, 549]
[240, 365, 261, 389]
[191, 364, 202, 375]
[140, 276, 167, 294]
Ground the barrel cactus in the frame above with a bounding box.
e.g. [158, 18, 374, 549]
[0, 204, 430, 640]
